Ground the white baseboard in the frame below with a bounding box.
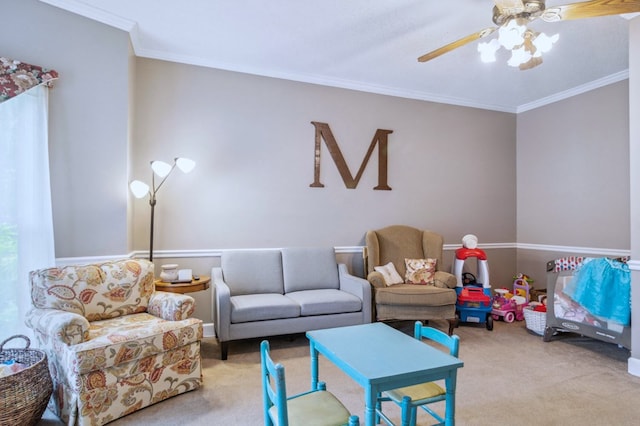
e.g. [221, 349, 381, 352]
[203, 322, 215, 338]
[628, 356, 640, 377]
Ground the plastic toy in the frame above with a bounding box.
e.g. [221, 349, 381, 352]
[453, 235, 493, 330]
[491, 278, 530, 323]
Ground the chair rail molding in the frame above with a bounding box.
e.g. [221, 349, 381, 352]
[56, 242, 630, 265]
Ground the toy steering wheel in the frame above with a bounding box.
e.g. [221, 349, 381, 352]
[462, 272, 479, 286]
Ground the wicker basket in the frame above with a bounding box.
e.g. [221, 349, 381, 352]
[524, 306, 546, 336]
[0, 335, 53, 426]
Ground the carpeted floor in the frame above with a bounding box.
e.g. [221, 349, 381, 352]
[40, 319, 640, 425]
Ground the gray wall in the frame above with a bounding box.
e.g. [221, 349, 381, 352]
[517, 81, 630, 249]
[130, 58, 516, 249]
[515, 80, 631, 284]
[1, 0, 131, 258]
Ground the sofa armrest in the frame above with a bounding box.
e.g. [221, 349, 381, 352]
[434, 271, 457, 289]
[25, 308, 89, 346]
[148, 292, 196, 320]
[212, 266, 231, 342]
[338, 264, 372, 323]
[366, 270, 386, 289]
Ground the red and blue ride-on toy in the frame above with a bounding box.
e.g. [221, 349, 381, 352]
[456, 273, 494, 330]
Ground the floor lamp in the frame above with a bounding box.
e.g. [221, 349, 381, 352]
[130, 157, 196, 262]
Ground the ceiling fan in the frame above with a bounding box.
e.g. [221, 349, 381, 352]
[418, 0, 640, 70]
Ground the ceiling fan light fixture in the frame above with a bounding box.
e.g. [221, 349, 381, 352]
[478, 38, 501, 63]
[508, 45, 532, 67]
[532, 32, 559, 53]
[498, 19, 526, 50]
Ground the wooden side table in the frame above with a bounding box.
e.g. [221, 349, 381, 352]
[154, 275, 211, 294]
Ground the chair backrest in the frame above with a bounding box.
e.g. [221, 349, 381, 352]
[29, 259, 154, 321]
[413, 321, 459, 357]
[365, 225, 445, 278]
[261, 340, 288, 426]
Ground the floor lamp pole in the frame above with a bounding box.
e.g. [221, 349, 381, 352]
[149, 198, 156, 262]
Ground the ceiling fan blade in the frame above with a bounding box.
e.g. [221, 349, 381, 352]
[494, 0, 526, 15]
[417, 28, 497, 62]
[542, 0, 640, 22]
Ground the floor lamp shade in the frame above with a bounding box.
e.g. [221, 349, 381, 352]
[129, 157, 196, 261]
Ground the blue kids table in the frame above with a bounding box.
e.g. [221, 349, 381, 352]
[306, 322, 463, 426]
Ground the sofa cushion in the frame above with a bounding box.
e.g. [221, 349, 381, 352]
[230, 293, 300, 323]
[281, 247, 340, 293]
[286, 289, 362, 316]
[222, 250, 284, 296]
[375, 284, 457, 307]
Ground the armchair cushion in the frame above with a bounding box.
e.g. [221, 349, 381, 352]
[374, 262, 404, 286]
[375, 285, 457, 307]
[404, 258, 437, 285]
[30, 260, 155, 321]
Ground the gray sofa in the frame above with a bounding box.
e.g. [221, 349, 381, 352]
[212, 247, 371, 359]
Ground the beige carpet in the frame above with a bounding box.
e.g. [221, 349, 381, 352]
[39, 319, 640, 425]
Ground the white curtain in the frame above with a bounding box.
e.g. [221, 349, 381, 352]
[0, 85, 55, 338]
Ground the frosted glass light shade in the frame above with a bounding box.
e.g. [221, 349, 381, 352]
[498, 20, 525, 50]
[478, 39, 500, 63]
[508, 45, 532, 67]
[151, 161, 172, 177]
[176, 157, 196, 173]
[533, 32, 559, 54]
[129, 180, 150, 198]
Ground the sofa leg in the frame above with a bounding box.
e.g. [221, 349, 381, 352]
[447, 318, 459, 336]
[220, 341, 228, 360]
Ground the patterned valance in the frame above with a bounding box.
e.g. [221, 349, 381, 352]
[1, 56, 59, 103]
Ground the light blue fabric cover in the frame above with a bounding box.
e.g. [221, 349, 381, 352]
[231, 293, 300, 323]
[281, 247, 340, 293]
[563, 257, 631, 326]
[286, 289, 362, 316]
[222, 249, 284, 296]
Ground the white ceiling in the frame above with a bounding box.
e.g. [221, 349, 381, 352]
[42, 0, 635, 112]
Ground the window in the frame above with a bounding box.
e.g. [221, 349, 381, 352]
[0, 85, 55, 337]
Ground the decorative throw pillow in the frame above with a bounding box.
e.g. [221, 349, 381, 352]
[404, 258, 437, 285]
[374, 262, 404, 286]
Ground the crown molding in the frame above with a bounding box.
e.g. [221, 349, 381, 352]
[516, 70, 629, 113]
[133, 46, 518, 113]
[40, 0, 136, 31]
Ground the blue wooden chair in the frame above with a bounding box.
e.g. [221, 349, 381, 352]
[376, 322, 460, 426]
[260, 340, 359, 426]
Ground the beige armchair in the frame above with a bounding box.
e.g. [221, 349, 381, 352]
[25, 259, 203, 426]
[364, 225, 458, 334]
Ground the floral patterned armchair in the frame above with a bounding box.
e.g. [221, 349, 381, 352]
[25, 259, 203, 426]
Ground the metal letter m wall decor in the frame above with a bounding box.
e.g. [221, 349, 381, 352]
[309, 121, 392, 190]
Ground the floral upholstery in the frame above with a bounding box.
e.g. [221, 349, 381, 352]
[25, 259, 203, 426]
